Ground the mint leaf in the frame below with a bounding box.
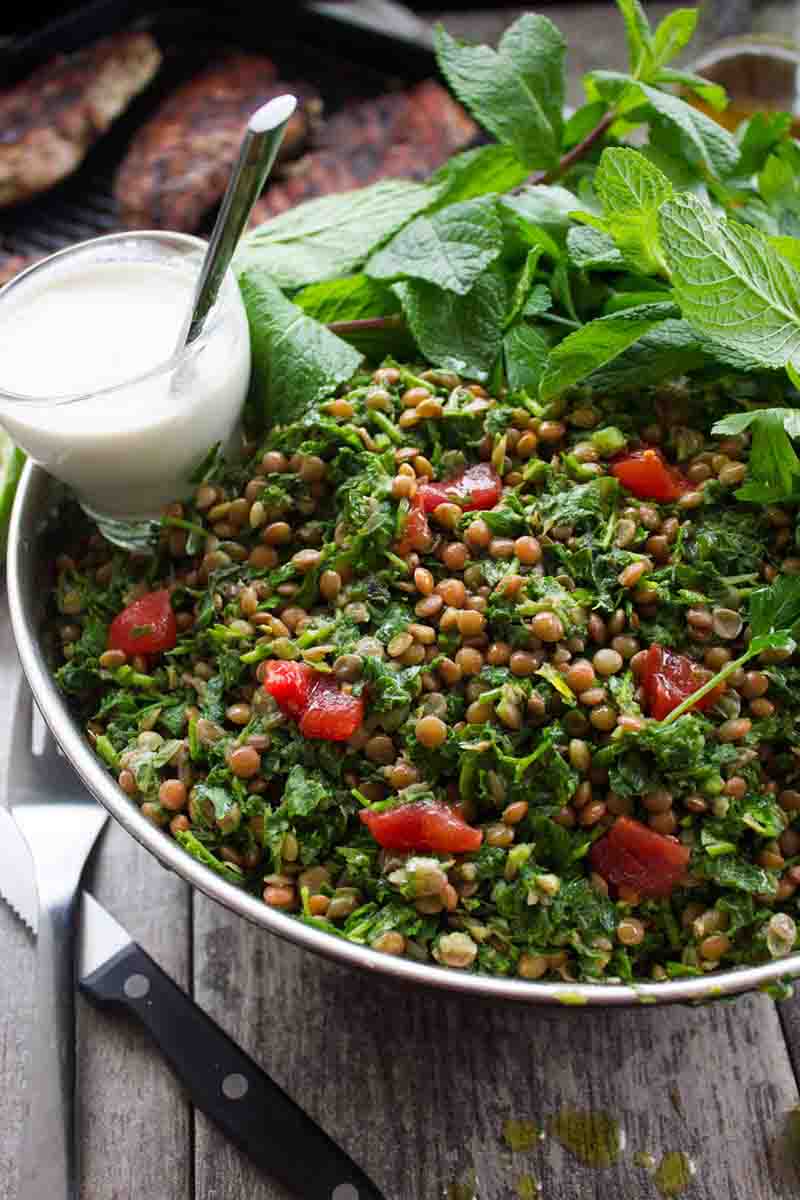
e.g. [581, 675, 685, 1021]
[567, 226, 625, 271]
[749, 574, 800, 644]
[238, 267, 362, 427]
[660, 193, 800, 373]
[429, 143, 530, 206]
[506, 247, 544, 328]
[713, 407, 800, 439]
[651, 8, 697, 70]
[503, 321, 550, 394]
[524, 285, 552, 318]
[366, 197, 503, 295]
[769, 236, 800, 270]
[292, 275, 413, 360]
[588, 72, 738, 177]
[539, 301, 678, 400]
[394, 265, 507, 382]
[498, 14, 566, 148]
[592, 147, 673, 274]
[616, 0, 653, 77]
[759, 142, 800, 236]
[736, 112, 793, 178]
[585, 318, 708, 390]
[655, 68, 726, 112]
[293, 275, 399, 324]
[239, 179, 438, 289]
[713, 409, 800, 503]
[435, 16, 565, 171]
[502, 186, 580, 248]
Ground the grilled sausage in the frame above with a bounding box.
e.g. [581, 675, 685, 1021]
[0, 32, 161, 207]
[249, 81, 476, 224]
[115, 54, 322, 231]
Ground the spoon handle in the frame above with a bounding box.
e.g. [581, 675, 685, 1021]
[184, 93, 297, 346]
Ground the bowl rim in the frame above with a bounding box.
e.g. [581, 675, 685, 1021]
[9, 461, 800, 1007]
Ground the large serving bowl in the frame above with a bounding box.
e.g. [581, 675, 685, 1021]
[10, 461, 800, 1006]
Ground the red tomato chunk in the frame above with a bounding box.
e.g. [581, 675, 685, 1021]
[108, 589, 176, 656]
[589, 815, 690, 899]
[418, 462, 502, 513]
[642, 644, 725, 721]
[299, 677, 364, 742]
[360, 800, 483, 853]
[264, 661, 363, 741]
[263, 660, 316, 719]
[396, 494, 431, 557]
[611, 448, 689, 503]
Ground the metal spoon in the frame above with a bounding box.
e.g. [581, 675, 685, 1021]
[180, 93, 297, 349]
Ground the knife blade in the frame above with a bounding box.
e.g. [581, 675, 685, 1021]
[79, 893, 386, 1200]
[0, 805, 37, 933]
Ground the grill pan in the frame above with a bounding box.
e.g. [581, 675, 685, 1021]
[0, 0, 438, 261]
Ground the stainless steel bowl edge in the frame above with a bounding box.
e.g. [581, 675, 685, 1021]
[9, 462, 800, 1006]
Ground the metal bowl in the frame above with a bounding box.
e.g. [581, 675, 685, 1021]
[9, 462, 800, 1006]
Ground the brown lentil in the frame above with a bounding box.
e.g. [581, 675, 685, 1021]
[228, 746, 261, 779]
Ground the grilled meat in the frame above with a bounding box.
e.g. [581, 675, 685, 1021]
[115, 55, 322, 231]
[249, 80, 476, 224]
[0, 32, 161, 208]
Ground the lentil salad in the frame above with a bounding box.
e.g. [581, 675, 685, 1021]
[51, 368, 800, 982]
[43, 2, 800, 986]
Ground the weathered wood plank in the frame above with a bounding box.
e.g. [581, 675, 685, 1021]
[77, 827, 193, 1200]
[778, 992, 800, 1092]
[193, 897, 800, 1200]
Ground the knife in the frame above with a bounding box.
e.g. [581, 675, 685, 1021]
[78, 892, 386, 1200]
[0, 806, 37, 934]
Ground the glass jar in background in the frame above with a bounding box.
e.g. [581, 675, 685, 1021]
[692, 1, 800, 127]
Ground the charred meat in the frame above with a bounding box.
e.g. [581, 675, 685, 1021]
[249, 81, 476, 224]
[0, 32, 161, 207]
[115, 54, 322, 231]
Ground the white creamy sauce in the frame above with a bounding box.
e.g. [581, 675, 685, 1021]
[0, 258, 250, 519]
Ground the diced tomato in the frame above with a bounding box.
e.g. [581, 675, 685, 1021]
[264, 662, 363, 741]
[396, 494, 431, 556]
[642, 644, 725, 721]
[108, 589, 177, 656]
[611, 448, 689, 503]
[263, 660, 316, 719]
[299, 677, 364, 742]
[418, 462, 502, 513]
[589, 815, 690, 899]
[360, 800, 483, 854]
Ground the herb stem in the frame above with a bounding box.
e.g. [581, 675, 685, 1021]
[369, 409, 404, 445]
[661, 649, 754, 725]
[162, 515, 209, 540]
[537, 109, 617, 185]
[327, 314, 406, 336]
[538, 313, 581, 330]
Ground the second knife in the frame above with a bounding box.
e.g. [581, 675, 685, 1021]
[79, 892, 385, 1200]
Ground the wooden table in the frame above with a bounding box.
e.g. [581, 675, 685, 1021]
[4, 6, 800, 1197]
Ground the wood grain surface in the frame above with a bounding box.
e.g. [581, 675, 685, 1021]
[3, 6, 800, 1200]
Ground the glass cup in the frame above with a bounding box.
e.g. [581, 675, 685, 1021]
[0, 231, 251, 549]
[689, 35, 800, 130]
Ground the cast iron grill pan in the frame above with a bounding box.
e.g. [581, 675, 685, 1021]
[0, 1, 439, 260]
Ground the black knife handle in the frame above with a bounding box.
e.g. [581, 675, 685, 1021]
[81, 941, 384, 1200]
